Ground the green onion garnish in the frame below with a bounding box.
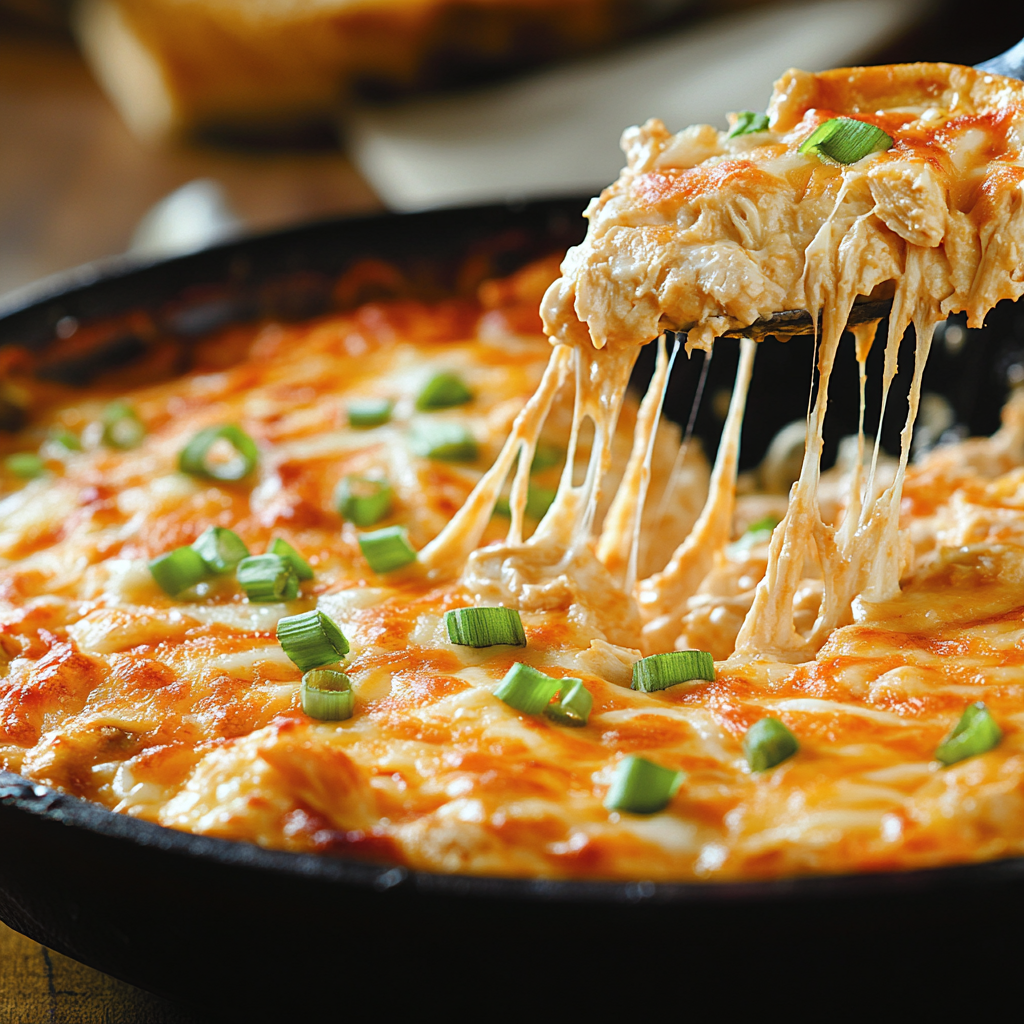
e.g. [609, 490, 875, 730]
[799, 117, 893, 164]
[935, 702, 1002, 766]
[494, 663, 561, 714]
[531, 443, 564, 473]
[358, 525, 417, 573]
[744, 717, 799, 772]
[347, 397, 393, 428]
[50, 428, 81, 451]
[730, 514, 780, 553]
[409, 421, 478, 462]
[545, 678, 592, 727]
[335, 475, 393, 527]
[101, 401, 145, 450]
[191, 526, 249, 574]
[277, 609, 350, 672]
[301, 668, 354, 721]
[415, 371, 473, 411]
[149, 545, 209, 596]
[631, 650, 715, 693]
[445, 606, 526, 648]
[269, 537, 314, 580]
[604, 756, 683, 814]
[493, 485, 556, 520]
[178, 424, 258, 481]
[728, 110, 770, 138]
[4, 453, 44, 479]
[237, 553, 298, 602]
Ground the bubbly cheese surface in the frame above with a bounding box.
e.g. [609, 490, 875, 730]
[6, 63, 1024, 881]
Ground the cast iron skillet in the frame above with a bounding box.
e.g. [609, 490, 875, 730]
[2, 198, 1024, 1016]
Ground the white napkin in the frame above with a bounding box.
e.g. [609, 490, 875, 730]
[345, 0, 932, 211]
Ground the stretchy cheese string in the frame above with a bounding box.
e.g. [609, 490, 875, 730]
[596, 333, 678, 589]
[638, 336, 756, 653]
[419, 343, 572, 576]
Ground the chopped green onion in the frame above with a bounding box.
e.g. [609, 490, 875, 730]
[237, 553, 298, 602]
[101, 401, 145, 450]
[729, 514, 780, 554]
[494, 663, 561, 714]
[4, 453, 44, 479]
[545, 678, 592, 727]
[935, 702, 1002, 766]
[632, 650, 715, 693]
[178, 423, 258, 481]
[415, 371, 473, 411]
[191, 526, 249, 574]
[301, 668, 354, 721]
[531, 443, 564, 473]
[445, 606, 526, 648]
[799, 117, 893, 164]
[493, 485, 556, 520]
[744, 717, 799, 772]
[728, 110, 770, 138]
[604, 756, 683, 814]
[409, 421, 478, 462]
[50, 428, 81, 451]
[149, 545, 209, 596]
[335, 475, 393, 527]
[277, 609, 350, 672]
[347, 397, 393, 428]
[269, 537, 314, 580]
[358, 525, 417, 573]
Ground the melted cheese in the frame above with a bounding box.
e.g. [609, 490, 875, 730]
[6, 61, 1024, 882]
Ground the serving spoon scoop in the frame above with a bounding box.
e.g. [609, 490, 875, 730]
[676, 36, 1024, 342]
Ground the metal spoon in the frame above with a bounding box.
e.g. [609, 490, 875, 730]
[673, 37, 1024, 342]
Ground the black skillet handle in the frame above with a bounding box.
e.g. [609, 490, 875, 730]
[976, 37, 1024, 78]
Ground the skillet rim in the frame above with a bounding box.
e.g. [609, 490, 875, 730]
[2, 196, 1024, 908]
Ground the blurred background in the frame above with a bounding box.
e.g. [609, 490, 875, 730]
[3, 0, 1024, 302]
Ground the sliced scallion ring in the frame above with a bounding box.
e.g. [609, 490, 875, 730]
[744, 717, 799, 772]
[604, 756, 683, 814]
[531, 443, 564, 473]
[494, 663, 561, 714]
[729, 514, 780, 554]
[301, 668, 354, 721]
[358, 525, 417, 573]
[191, 526, 249, 574]
[415, 371, 473, 411]
[545, 678, 592, 727]
[101, 401, 145, 450]
[335, 475, 393, 527]
[277, 609, 350, 672]
[236, 553, 298, 603]
[149, 545, 209, 596]
[492, 485, 555, 520]
[935, 702, 1002, 766]
[347, 397, 393, 428]
[632, 650, 715, 692]
[50, 428, 81, 451]
[409, 421, 478, 462]
[178, 424, 258, 481]
[269, 537, 314, 580]
[728, 110, 770, 138]
[799, 117, 893, 164]
[445, 606, 526, 648]
[4, 453, 44, 479]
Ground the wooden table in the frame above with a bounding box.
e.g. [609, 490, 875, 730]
[0, 921, 209, 1023]
[0, 19, 382, 1020]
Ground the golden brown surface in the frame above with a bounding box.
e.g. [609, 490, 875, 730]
[4, 245, 1024, 881]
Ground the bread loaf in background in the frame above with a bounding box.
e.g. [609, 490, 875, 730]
[72, 0, 693, 143]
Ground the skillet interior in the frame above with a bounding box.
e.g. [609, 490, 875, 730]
[2, 199, 1024, 1012]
